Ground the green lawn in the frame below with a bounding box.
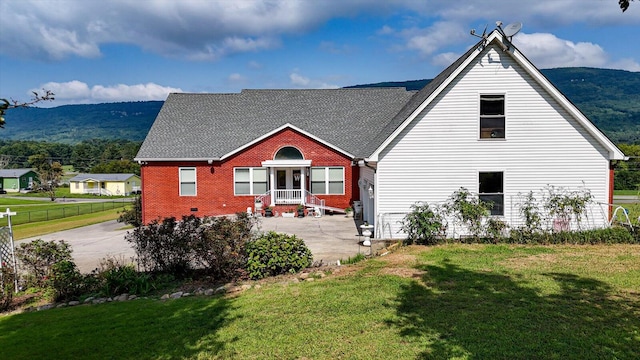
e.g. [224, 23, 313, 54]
[1, 244, 638, 359]
[0, 197, 130, 226]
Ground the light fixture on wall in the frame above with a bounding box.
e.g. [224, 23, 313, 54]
[368, 185, 374, 199]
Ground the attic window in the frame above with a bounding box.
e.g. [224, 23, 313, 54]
[275, 146, 303, 160]
[480, 94, 505, 139]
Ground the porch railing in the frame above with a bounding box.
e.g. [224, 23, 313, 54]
[254, 190, 325, 210]
[84, 188, 113, 196]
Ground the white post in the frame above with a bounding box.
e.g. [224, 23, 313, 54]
[269, 167, 275, 206]
[300, 167, 306, 205]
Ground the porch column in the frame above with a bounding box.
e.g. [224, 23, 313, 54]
[269, 167, 275, 205]
[300, 167, 306, 205]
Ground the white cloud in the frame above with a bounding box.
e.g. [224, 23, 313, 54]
[31, 81, 182, 104]
[431, 52, 460, 67]
[515, 32, 608, 68]
[399, 21, 467, 57]
[611, 58, 640, 72]
[289, 72, 338, 89]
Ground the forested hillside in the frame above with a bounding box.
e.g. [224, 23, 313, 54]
[2, 101, 163, 143]
[1, 68, 638, 144]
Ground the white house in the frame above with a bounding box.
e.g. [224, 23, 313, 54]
[359, 30, 626, 238]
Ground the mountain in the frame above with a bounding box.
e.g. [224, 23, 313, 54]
[2, 68, 639, 144]
[2, 101, 163, 144]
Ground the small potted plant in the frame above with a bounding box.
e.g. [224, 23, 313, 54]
[264, 206, 273, 217]
[297, 204, 305, 218]
[345, 207, 353, 217]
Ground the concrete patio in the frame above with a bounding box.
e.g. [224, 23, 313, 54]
[255, 213, 372, 264]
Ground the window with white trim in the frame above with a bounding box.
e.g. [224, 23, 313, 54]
[234, 168, 268, 195]
[179, 167, 196, 196]
[479, 172, 504, 216]
[310, 167, 344, 195]
[480, 94, 505, 139]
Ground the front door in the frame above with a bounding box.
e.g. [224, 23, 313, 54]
[275, 168, 305, 204]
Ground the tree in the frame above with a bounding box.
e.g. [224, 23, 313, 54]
[28, 153, 64, 201]
[619, 0, 634, 11]
[0, 90, 55, 128]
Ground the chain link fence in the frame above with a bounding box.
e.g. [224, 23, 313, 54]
[0, 201, 129, 226]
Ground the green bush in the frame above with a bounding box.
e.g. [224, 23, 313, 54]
[246, 231, 313, 280]
[125, 215, 201, 276]
[508, 226, 635, 245]
[192, 213, 256, 280]
[118, 196, 142, 227]
[400, 202, 446, 245]
[49, 260, 86, 302]
[95, 257, 153, 297]
[16, 239, 73, 287]
[0, 267, 15, 312]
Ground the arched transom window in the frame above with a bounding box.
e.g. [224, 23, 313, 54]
[274, 146, 303, 160]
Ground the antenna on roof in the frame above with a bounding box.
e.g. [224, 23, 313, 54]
[470, 24, 488, 39]
[495, 21, 522, 50]
[470, 24, 489, 50]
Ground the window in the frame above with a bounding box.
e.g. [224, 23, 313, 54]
[479, 172, 504, 216]
[480, 94, 505, 139]
[179, 168, 196, 196]
[310, 167, 344, 195]
[275, 146, 303, 160]
[234, 168, 268, 195]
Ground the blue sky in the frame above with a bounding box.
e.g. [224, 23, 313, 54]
[1, 0, 639, 107]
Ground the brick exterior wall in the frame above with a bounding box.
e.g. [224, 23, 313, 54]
[140, 128, 359, 223]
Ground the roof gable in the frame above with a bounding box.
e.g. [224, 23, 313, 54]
[367, 30, 625, 161]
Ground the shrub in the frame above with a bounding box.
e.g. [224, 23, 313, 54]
[509, 226, 634, 245]
[15, 239, 73, 287]
[192, 213, 256, 280]
[400, 202, 446, 245]
[246, 231, 313, 279]
[443, 187, 492, 238]
[0, 267, 15, 312]
[96, 257, 153, 297]
[126, 215, 201, 276]
[49, 260, 85, 301]
[118, 196, 142, 227]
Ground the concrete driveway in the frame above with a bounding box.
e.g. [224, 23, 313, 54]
[17, 214, 367, 273]
[20, 221, 135, 273]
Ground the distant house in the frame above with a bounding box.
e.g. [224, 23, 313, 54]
[0, 168, 38, 192]
[136, 29, 625, 237]
[69, 173, 141, 196]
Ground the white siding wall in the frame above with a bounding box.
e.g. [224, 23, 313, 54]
[376, 46, 611, 239]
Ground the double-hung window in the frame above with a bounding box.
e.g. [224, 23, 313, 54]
[479, 172, 504, 216]
[179, 167, 196, 196]
[480, 94, 505, 139]
[234, 168, 268, 195]
[310, 167, 344, 195]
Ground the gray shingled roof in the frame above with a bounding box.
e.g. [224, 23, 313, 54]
[136, 88, 416, 160]
[136, 36, 487, 161]
[69, 173, 138, 182]
[0, 169, 35, 178]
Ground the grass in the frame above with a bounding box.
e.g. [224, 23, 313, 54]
[1, 244, 638, 359]
[12, 208, 124, 240]
[614, 189, 640, 196]
[0, 197, 130, 227]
